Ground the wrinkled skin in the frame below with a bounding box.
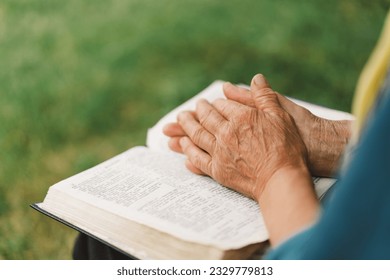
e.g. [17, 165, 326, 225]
[164, 74, 331, 245]
[176, 74, 308, 200]
[164, 77, 352, 178]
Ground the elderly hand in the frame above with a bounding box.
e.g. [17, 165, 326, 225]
[221, 82, 352, 177]
[164, 77, 352, 177]
[168, 74, 320, 245]
[176, 74, 309, 201]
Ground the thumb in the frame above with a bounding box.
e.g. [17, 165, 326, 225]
[250, 74, 281, 111]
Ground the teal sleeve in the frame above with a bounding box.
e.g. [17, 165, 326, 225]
[265, 94, 390, 260]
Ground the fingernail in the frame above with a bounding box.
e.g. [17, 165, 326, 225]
[253, 74, 264, 85]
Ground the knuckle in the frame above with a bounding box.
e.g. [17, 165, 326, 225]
[213, 98, 229, 113]
[254, 88, 277, 102]
[259, 87, 275, 96]
[180, 137, 190, 153]
[191, 152, 203, 168]
[191, 126, 204, 143]
[198, 107, 212, 126]
[217, 125, 232, 142]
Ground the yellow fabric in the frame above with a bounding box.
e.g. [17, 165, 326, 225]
[352, 11, 390, 138]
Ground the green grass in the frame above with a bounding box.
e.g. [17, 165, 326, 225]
[0, 0, 387, 259]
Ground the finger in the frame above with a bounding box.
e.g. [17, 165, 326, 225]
[163, 111, 197, 137]
[276, 93, 311, 118]
[184, 159, 206, 175]
[251, 73, 271, 89]
[211, 98, 249, 121]
[196, 99, 227, 134]
[250, 74, 281, 112]
[177, 110, 216, 154]
[180, 137, 212, 176]
[163, 122, 186, 137]
[223, 82, 255, 107]
[168, 137, 183, 153]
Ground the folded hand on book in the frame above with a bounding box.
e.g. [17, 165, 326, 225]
[176, 74, 309, 201]
[163, 74, 352, 178]
[165, 74, 322, 245]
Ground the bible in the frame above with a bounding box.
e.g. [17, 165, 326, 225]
[32, 81, 354, 259]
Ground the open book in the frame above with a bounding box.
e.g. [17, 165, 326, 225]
[33, 81, 354, 259]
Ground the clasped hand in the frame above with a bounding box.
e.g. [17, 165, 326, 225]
[172, 74, 309, 201]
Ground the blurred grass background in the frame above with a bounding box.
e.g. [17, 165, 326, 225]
[0, 0, 388, 259]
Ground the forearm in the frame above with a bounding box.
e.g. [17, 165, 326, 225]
[256, 166, 320, 247]
[276, 94, 353, 177]
[306, 119, 352, 177]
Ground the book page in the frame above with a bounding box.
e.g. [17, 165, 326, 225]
[46, 147, 268, 250]
[146, 80, 354, 152]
